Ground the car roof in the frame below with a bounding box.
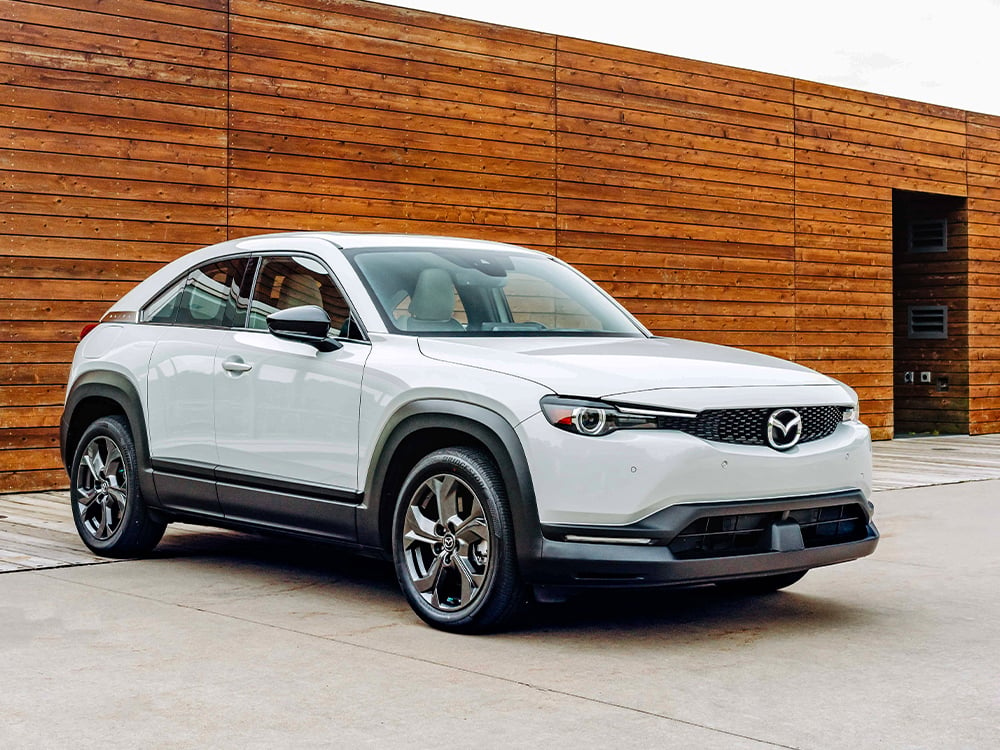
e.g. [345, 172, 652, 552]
[259, 231, 548, 255]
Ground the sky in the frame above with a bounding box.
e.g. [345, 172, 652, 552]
[393, 0, 1000, 115]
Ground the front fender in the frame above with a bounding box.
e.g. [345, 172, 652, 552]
[357, 399, 542, 574]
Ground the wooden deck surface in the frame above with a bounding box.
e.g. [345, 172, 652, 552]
[869, 434, 1000, 491]
[3, 434, 1000, 572]
[0, 490, 211, 573]
[0, 490, 96, 572]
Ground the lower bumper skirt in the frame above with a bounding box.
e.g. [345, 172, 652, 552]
[521, 490, 879, 587]
[526, 533, 878, 587]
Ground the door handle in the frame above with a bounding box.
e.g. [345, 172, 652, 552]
[222, 357, 253, 374]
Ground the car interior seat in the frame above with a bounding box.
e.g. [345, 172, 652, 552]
[276, 274, 325, 310]
[398, 268, 464, 332]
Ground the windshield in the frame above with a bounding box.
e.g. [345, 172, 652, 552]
[347, 247, 646, 337]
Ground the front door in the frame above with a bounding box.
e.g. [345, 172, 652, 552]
[213, 254, 370, 540]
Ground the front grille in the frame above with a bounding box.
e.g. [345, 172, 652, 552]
[668, 502, 868, 560]
[669, 512, 774, 559]
[789, 504, 867, 548]
[657, 405, 847, 447]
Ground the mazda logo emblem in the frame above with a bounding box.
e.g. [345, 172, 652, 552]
[766, 408, 802, 451]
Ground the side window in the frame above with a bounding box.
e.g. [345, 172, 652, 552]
[248, 256, 351, 336]
[144, 277, 186, 324]
[143, 257, 250, 328]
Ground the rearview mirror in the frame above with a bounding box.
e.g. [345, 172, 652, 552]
[266, 305, 341, 352]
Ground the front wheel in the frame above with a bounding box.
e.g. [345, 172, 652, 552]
[70, 415, 166, 558]
[392, 447, 525, 633]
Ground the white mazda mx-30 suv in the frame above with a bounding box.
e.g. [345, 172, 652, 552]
[61, 232, 878, 632]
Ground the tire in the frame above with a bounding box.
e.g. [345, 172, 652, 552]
[715, 570, 807, 595]
[392, 447, 525, 634]
[70, 415, 166, 558]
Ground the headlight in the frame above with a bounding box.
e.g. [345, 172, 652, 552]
[570, 404, 609, 435]
[842, 404, 859, 422]
[540, 396, 667, 436]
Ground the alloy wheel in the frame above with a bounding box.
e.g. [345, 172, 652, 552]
[400, 473, 492, 612]
[75, 435, 128, 542]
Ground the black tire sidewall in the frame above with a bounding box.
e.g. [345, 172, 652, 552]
[392, 447, 521, 633]
[70, 415, 152, 556]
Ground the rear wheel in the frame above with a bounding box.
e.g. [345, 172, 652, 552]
[715, 570, 807, 595]
[71, 415, 166, 557]
[392, 447, 525, 633]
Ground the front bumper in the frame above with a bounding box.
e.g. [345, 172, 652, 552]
[517, 412, 872, 526]
[519, 490, 878, 587]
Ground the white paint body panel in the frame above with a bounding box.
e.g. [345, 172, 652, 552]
[146, 326, 223, 466]
[355, 334, 549, 491]
[417, 336, 836, 396]
[214, 331, 370, 491]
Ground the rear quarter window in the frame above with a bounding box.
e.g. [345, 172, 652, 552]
[142, 257, 250, 328]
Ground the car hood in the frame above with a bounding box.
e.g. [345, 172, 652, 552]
[418, 336, 852, 409]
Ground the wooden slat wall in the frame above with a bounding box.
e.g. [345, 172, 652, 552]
[2, 0, 999, 491]
[226, 0, 558, 245]
[0, 0, 229, 492]
[553, 39, 798, 364]
[792, 82, 970, 438]
[968, 114, 1000, 434]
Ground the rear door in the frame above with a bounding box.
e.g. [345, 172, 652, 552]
[213, 253, 370, 540]
[145, 255, 253, 516]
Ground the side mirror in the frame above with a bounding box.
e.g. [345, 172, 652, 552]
[266, 305, 342, 352]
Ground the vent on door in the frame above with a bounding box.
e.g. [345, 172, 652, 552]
[908, 218, 948, 253]
[908, 305, 948, 339]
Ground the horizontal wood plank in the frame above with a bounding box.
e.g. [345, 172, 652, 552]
[3, 0, 1000, 487]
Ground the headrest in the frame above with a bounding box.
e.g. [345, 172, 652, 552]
[277, 274, 324, 309]
[409, 268, 456, 322]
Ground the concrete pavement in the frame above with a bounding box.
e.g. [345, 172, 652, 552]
[4, 434, 1000, 748]
[2, 476, 999, 748]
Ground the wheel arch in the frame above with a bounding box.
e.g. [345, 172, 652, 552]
[60, 371, 158, 504]
[359, 400, 541, 570]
